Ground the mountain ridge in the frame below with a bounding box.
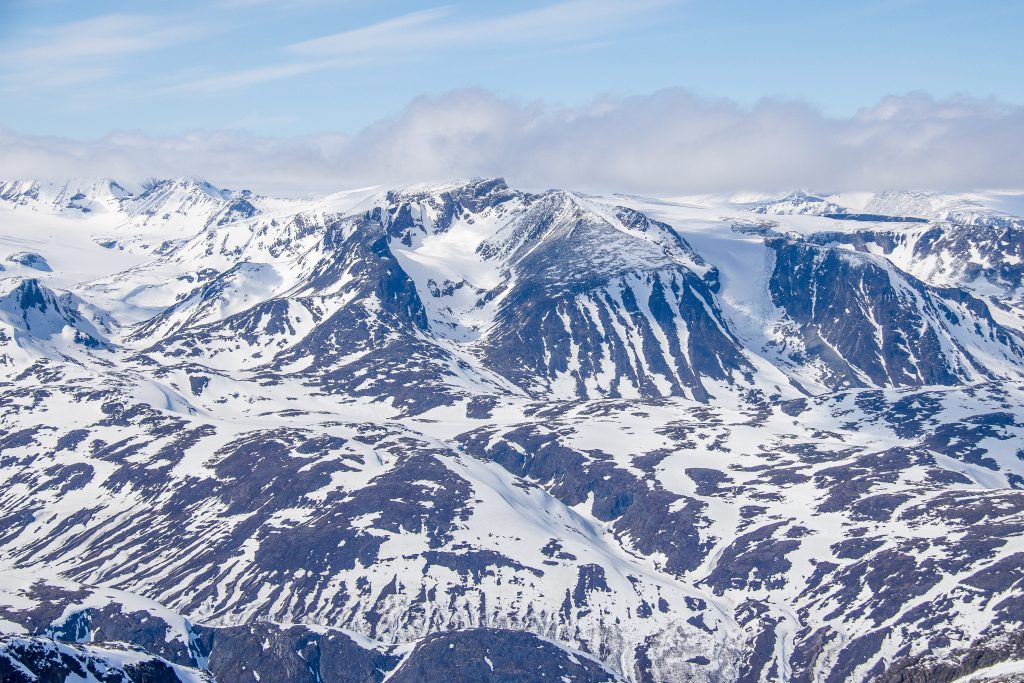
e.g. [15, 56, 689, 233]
[1, 177, 1023, 682]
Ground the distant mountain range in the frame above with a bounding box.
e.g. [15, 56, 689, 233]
[1, 177, 1023, 682]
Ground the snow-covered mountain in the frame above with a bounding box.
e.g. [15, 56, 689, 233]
[1, 177, 1023, 682]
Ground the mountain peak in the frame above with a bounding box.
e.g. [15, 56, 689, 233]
[751, 190, 846, 216]
[141, 176, 228, 199]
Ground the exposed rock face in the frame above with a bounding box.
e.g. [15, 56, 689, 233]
[388, 629, 619, 683]
[766, 237, 1023, 389]
[0, 634, 213, 683]
[196, 622, 397, 683]
[6, 252, 52, 272]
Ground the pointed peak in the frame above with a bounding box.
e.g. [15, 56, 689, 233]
[141, 176, 227, 199]
[102, 178, 133, 198]
[779, 189, 828, 203]
[4, 277, 54, 311]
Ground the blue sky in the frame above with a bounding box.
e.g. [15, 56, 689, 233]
[1, 0, 1023, 194]
[1, 0, 1022, 138]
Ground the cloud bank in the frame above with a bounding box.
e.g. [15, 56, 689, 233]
[2, 88, 1023, 196]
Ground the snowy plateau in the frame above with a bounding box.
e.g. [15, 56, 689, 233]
[0, 176, 1023, 682]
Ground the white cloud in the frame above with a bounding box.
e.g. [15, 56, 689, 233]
[290, 8, 451, 55]
[1, 89, 1022, 196]
[0, 13, 208, 88]
[13, 14, 200, 62]
[290, 1, 671, 56]
[176, 1, 671, 93]
[170, 59, 353, 92]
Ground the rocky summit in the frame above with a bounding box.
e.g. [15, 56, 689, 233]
[1, 177, 1024, 682]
